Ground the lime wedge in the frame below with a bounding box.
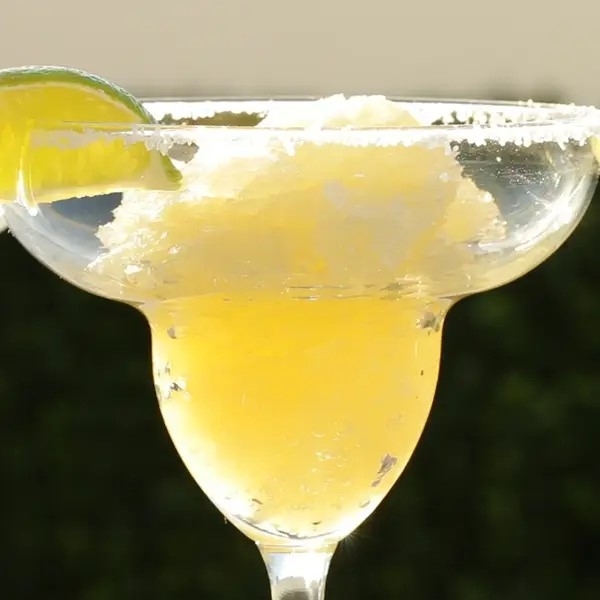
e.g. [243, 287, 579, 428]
[0, 65, 181, 204]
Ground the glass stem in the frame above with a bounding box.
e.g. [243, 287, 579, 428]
[259, 544, 337, 600]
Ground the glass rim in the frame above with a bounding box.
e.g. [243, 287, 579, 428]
[26, 97, 600, 149]
[26, 96, 598, 128]
[140, 94, 600, 130]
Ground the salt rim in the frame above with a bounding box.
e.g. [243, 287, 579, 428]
[35, 98, 600, 152]
[143, 97, 591, 124]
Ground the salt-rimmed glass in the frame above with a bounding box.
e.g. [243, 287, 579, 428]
[3, 97, 598, 598]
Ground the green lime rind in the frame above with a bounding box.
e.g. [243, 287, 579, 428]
[0, 66, 154, 122]
[0, 65, 182, 187]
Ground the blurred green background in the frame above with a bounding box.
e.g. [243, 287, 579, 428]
[0, 188, 598, 599]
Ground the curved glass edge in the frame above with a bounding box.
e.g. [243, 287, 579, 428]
[15, 97, 600, 141]
[21, 122, 600, 156]
[142, 97, 600, 127]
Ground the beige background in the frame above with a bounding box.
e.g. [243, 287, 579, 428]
[0, 0, 597, 104]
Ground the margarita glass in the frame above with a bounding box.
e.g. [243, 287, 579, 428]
[3, 96, 598, 599]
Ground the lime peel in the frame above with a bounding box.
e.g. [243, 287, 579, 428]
[0, 65, 181, 205]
